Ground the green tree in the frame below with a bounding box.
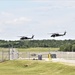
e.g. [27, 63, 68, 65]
[60, 44, 72, 51]
[72, 44, 75, 52]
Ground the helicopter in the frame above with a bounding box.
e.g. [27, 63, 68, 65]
[49, 31, 66, 37]
[19, 35, 34, 40]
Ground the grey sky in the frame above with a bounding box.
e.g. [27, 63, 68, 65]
[0, 0, 75, 40]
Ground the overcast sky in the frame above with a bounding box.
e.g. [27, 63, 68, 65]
[0, 0, 75, 40]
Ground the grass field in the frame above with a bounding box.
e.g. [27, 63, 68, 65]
[0, 60, 75, 75]
[0, 47, 59, 52]
[0, 48, 9, 52]
[17, 47, 59, 52]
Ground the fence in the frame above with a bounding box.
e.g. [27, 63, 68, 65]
[19, 51, 75, 60]
[0, 49, 9, 62]
[54, 51, 75, 60]
[0, 50, 75, 61]
[0, 48, 19, 62]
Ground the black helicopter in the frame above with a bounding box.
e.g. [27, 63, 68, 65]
[49, 31, 66, 37]
[19, 35, 34, 40]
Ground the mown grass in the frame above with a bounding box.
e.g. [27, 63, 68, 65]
[17, 47, 59, 52]
[0, 60, 75, 75]
[0, 48, 9, 52]
[0, 47, 59, 52]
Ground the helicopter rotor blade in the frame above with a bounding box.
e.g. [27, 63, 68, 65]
[48, 32, 60, 34]
[18, 36, 26, 37]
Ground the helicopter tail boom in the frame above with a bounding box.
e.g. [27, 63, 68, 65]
[64, 31, 66, 35]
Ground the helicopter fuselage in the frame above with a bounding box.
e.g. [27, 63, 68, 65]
[51, 31, 66, 37]
[20, 35, 34, 40]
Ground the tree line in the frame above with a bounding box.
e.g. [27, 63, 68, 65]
[0, 39, 75, 51]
